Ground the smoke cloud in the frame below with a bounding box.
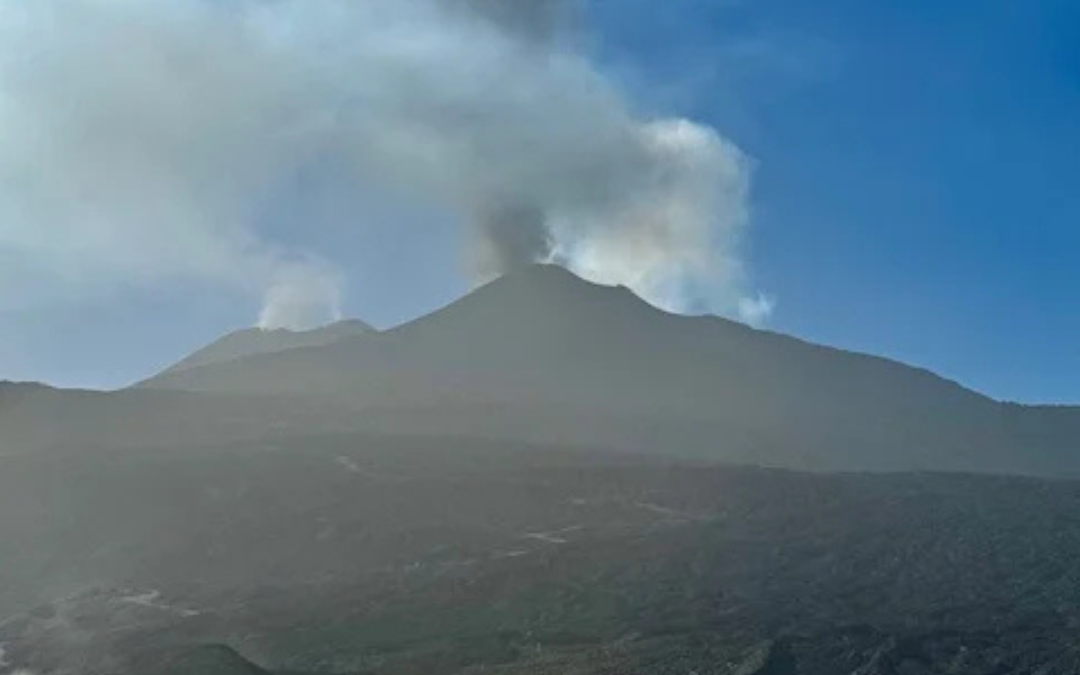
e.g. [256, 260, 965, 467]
[257, 261, 344, 331]
[0, 0, 771, 326]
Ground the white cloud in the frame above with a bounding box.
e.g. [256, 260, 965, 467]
[0, 0, 772, 326]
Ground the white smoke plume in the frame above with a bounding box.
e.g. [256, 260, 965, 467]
[738, 293, 778, 329]
[257, 262, 344, 331]
[0, 0, 772, 325]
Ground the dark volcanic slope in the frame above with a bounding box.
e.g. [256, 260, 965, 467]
[0, 385, 368, 457]
[2, 435, 1080, 675]
[141, 265, 1080, 477]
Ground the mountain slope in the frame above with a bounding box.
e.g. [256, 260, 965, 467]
[0, 381, 53, 415]
[139, 265, 1080, 476]
[0, 385, 368, 458]
[157, 319, 374, 377]
[132, 645, 272, 675]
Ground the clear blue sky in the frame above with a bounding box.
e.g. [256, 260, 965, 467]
[2, 0, 1079, 403]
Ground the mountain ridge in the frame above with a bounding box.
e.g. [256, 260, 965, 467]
[134, 264, 1079, 477]
[146, 265, 989, 406]
[155, 318, 375, 378]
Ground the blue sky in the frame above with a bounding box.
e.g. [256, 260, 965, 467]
[2, 0, 1079, 403]
[588, 0, 1080, 403]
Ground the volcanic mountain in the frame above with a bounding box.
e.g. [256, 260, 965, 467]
[137, 264, 1080, 476]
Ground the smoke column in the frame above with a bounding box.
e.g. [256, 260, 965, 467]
[0, 0, 773, 325]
